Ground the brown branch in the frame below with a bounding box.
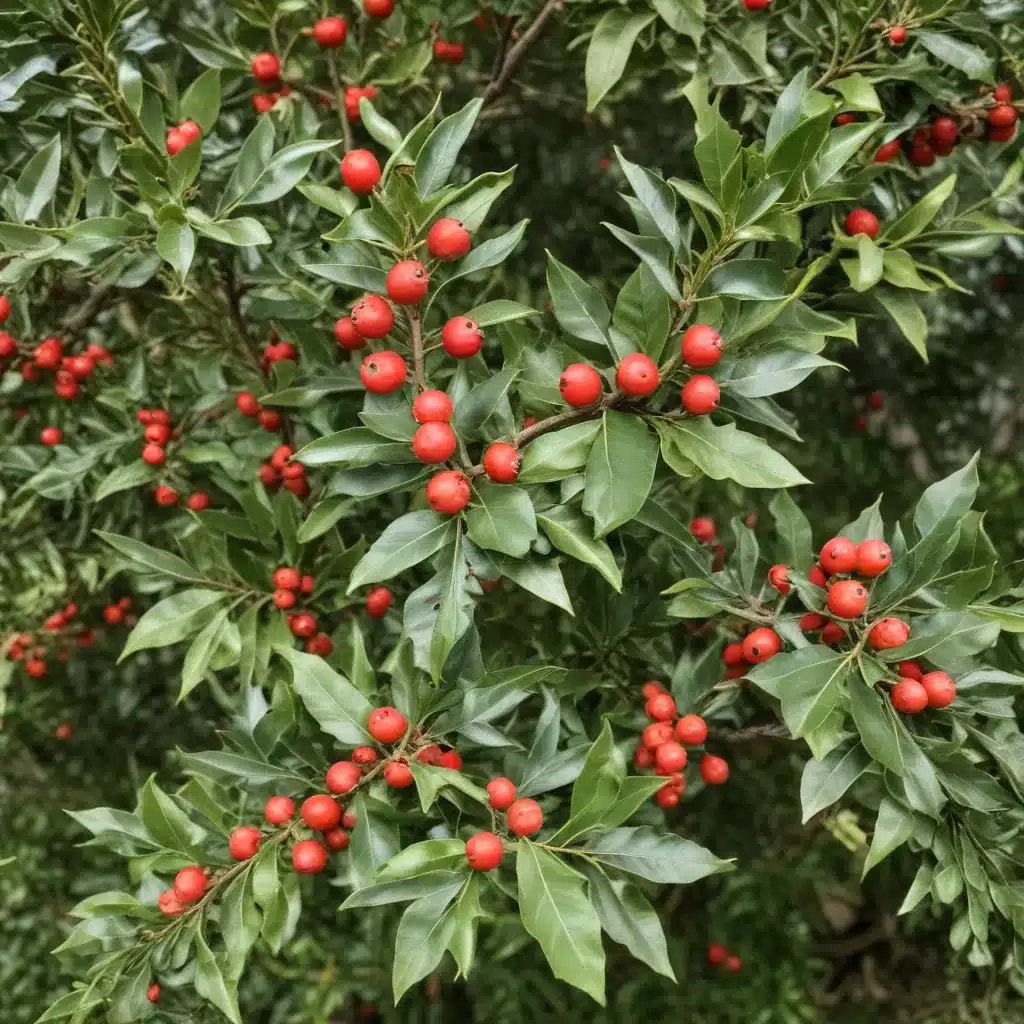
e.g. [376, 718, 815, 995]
[409, 306, 426, 391]
[717, 722, 794, 742]
[483, 0, 564, 106]
[59, 285, 113, 338]
[324, 54, 353, 154]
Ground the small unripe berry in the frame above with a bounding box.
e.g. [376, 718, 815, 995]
[465, 831, 503, 871]
[616, 353, 660, 396]
[326, 760, 362, 794]
[681, 324, 723, 367]
[361, 350, 407, 394]
[426, 470, 471, 514]
[888, 25, 907, 46]
[827, 579, 868, 618]
[324, 827, 349, 851]
[384, 759, 414, 787]
[654, 741, 687, 774]
[486, 777, 517, 810]
[507, 798, 543, 836]
[891, 678, 928, 714]
[690, 517, 716, 543]
[173, 865, 207, 904]
[675, 714, 708, 746]
[412, 422, 457, 463]
[427, 219, 471, 261]
[290, 613, 318, 638]
[313, 16, 347, 47]
[264, 795, 295, 825]
[159, 889, 186, 917]
[442, 317, 482, 358]
[412, 390, 453, 424]
[559, 363, 603, 406]
[681, 375, 720, 414]
[820, 536, 858, 574]
[844, 209, 879, 239]
[142, 444, 166, 465]
[896, 660, 922, 680]
[483, 442, 519, 483]
[352, 295, 394, 338]
[874, 139, 903, 163]
[368, 706, 407, 743]
[341, 149, 381, 194]
[920, 671, 956, 709]
[869, 617, 910, 650]
[366, 587, 392, 618]
[292, 839, 328, 874]
[701, 754, 729, 785]
[386, 260, 429, 305]
[302, 794, 341, 830]
[229, 826, 262, 860]
[768, 564, 790, 595]
[353, 746, 377, 765]
[251, 52, 281, 82]
[742, 628, 781, 663]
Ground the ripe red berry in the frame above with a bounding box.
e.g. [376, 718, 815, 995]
[427, 218, 472, 261]
[364, 0, 394, 15]
[742, 0, 770, 8]
[932, 117, 958, 145]
[708, 943, 728, 966]
[856, 539, 891, 577]
[874, 139, 903, 163]
[993, 83, 1012, 103]
[306, 632, 333, 656]
[0, 332, 16, 358]
[386, 260, 429, 305]
[341, 149, 381, 194]
[507, 798, 543, 836]
[264, 795, 295, 825]
[426, 470, 471, 514]
[313, 16, 347, 47]
[559, 363, 603, 406]
[806, 565, 826, 588]
[896, 660, 922, 680]
[645, 692, 677, 722]
[412, 389, 453, 424]
[353, 746, 377, 766]
[67, 354, 94, 378]
[177, 120, 201, 145]
[768, 564, 790, 595]
[616, 353, 660, 396]
[675, 714, 708, 746]
[41, 426, 63, 446]
[142, 444, 166, 466]
[292, 839, 328, 873]
[726, 954, 742, 972]
[412, 422, 457, 463]
[55, 722, 72, 741]
[290, 613, 318, 638]
[165, 128, 188, 156]
[159, 889, 186, 917]
[25, 658, 47, 678]
[104, 604, 125, 625]
[989, 104, 1019, 129]
[0, 295, 9, 323]
[891, 678, 928, 714]
[259, 409, 281, 432]
[236, 391, 261, 417]
[253, 93, 275, 114]
[869, 617, 910, 650]
[144, 423, 170, 446]
[483, 442, 519, 483]
[366, 587, 392, 618]
[642, 681, 666, 699]
[147, 983, 160, 1003]
[833, 112, 856, 126]
[655, 785, 680, 809]
[154, 486, 179, 506]
[384, 759, 414, 787]
[827, 579, 868, 618]
[465, 831, 503, 871]
[324, 827, 349, 851]
[701, 754, 729, 785]
[634, 745, 654, 770]
[434, 40, 466, 64]
[681, 375, 720, 414]
[990, 123, 1016, 143]
[888, 25, 907, 46]
[334, 316, 366, 351]
[820, 536, 858, 574]
[654, 741, 687, 774]
[368, 706, 407, 743]
[442, 317, 483, 358]
[821, 622, 846, 645]
[722, 642, 745, 667]
[361, 350, 407, 393]
[487, 778, 517, 810]
[173, 865, 207, 904]
[844, 208, 879, 239]
[910, 142, 935, 166]
[920, 671, 956, 709]
[251, 52, 281, 82]
[274, 567, 301, 590]
[229, 826, 262, 860]
[416, 744, 443, 765]
[742, 628, 781, 663]
[326, 761, 362, 795]
[691, 517, 716, 543]
[187, 492, 210, 511]
[302, 794, 341, 830]
[681, 324, 723, 367]
[440, 749, 462, 770]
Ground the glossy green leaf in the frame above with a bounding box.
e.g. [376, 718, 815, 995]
[466, 482, 537, 557]
[414, 98, 484, 197]
[545, 251, 611, 348]
[581, 826, 730, 883]
[518, 421, 601, 484]
[585, 11, 656, 111]
[799, 739, 872, 822]
[583, 412, 658, 537]
[538, 505, 622, 591]
[348, 510, 458, 591]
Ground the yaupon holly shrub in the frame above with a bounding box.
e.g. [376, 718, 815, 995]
[2, 1, 1024, 1021]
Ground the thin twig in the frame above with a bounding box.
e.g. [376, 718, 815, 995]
[325, 53, 353, 153]
[409, 306, 426, 391]
[483, 0, 564, 106]
[59, 285, 113, 337]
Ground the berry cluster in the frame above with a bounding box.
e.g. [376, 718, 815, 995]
[707, 942, 742, 972]
[165, 119, 201, 156]
[465, 780, 544, 872]
[258, 444, 309, 497]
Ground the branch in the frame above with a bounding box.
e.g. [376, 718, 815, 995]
[483, 0, 564, 106]
[60, 285, 113, 337]
[324, 54, 353, 154]
[409, 306, 426, 391]
[718, 722, 794, 743]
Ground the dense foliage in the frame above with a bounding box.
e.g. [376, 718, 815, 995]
[2, 1, 1024, 1021]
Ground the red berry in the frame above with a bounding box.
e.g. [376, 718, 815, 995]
[691, 517, 716, 543]
[173, 865, 207, 904]
[335, 316, 366, 351]
[701, 754, 729, 784]
[361, 350, 407, 394]
[440, 749, 462, 771]
[634, 745, 654, 770]
[820, 622, 846, 645]
[158, 889, 186, 917]
[292, 839, 328, 873]
[271, 445, 294, 471]
[726, 954, 742, 972]
[144, 423, 170, 445]
[187, 492, 210, 511]
[341, 149, 381, 194]
[302, 794, 341, 830]
[681, 375, 720, 414]
[426, 470, 471, 514]
[874, 139, 903, 163]
[427, 218, 471, 261]
[932, 117, 958, 145]
[989, 123, 1016, 143]
[368, 706, 407, 743]
[820, 536, 858, 574]
[640, 723, 672, 752]
[341, 809, 357, 829]
[856, 539, 891, 577]
[40, 426, 63, 446]
[654, 741, 687, 774]
[888, 25, 907, 45]
[708, 943, 728, 965]
[353, 746, 377, 765]
[0, 332, 16, 358]
[274, 567, 301, 590]
[104, 605, 125, 625]
[800, 612, 825, 632]
[412, 389, 453, 424]
[300, 575, 314, 594]
[768, 564, 790, 595]
[465, 831, 503, 871]
[366, 587, 392, 618]
[655, 786, 680, 809]
[25, 658, 47, 678]
[154, 486, 178, 506]
[0, 295, 9, 323]
[259, 409, 281, 432]
[742, 628, 781, 663]
[253, 93, 275, 114]
[325, 761, 362, 794]
[324, 827, 349, 851]
[675, 714, 708, 746]
[681, 324, 723, 367]
[559, 363, 603, 406]
[416, 744, 443, 765]
[313, 16, 347, 47]
[384, 759, 414, 787]
[434, 40, 466, 64]
[616, 353, 660, 396]
[147, 983, 160, 1003]
[229, 826, 262, 860]
[993, 84, 1013, 103]
[645, 692, 677, 722]
[742, 0, 770, 8]
[722, 642, 745, 667]
[442, 317, 483, 358]
[386, 260, 429, 305]
[833, 112, 856, 126]
[251, 52, 281, 82]
[364, 0, 394, 15]
[642, 681, 666, 699]
[67, 354, 94, 378]
[487, 778, 517, 810]
[989, 104, 1019, 129]
[412, 421, 457, 463]
[290, 613, 317, 638]
[483, 442, 519, 483]
[236, 391, 261, 416]
[844, 208, 879, 239]
[264, 795, 295, 825]
[896, 660, 922, 680]
[827, 579, 868, 618]
[142, 444, 166, 466]
[306, 632, 333, 656]
[178, 120, 201, 144]
[909, 143, 935, 166]
[507, 798, 543, 836]
[166, 128, 188, 156]
[920, 671, 956, 709]
[891, 678, 928, 714]
[808, 565, 828, 587]
[869, 617, 910, 650]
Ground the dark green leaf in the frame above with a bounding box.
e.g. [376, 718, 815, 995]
[583, 412, 659, 537]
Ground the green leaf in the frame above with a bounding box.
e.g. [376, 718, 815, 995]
[195, 929, 241, 1024]
[613, 148, 683, 253]
[537, 505, 622, 591]
[898, 864, 934, 915]
[466, 483, 537, 557]
[650, 0, 704, 42]
[603, 224, 681, 300]
[915, 453, 980, 540]
[518, 421, 601, 484]
[414, 98, 484, 197]
[179, 750, 305, 784]
[884, 174, 957, 246]
[841, 495, 885, 544]
[349, 792, 401, 889]
[377, 839, 468, 881]
[862, 796, 915, 877]
[181, 68, 221, 131]
[358, 98, 404, 152]
[94, 461, 156, 501]
[545, 251, 611, 348]
[428, 534, 474, 682]
[569, 719, 624, 825]
[585, 11, 656, 111]
[341, 870, 466, 909]
[581, 826, 730, 883]
[452, 367, 518, 438]
[915, 31, 994, 83]
[765, 69, 809, 152]
[296, 426, 415, 468]
[463, 300, 540, 328]
[887, 728, 946, 820]
[848, 668, 904, 775]
[799, 740, 872, 823]
[234, 139, 341, 210]
[490, 553, 574, 616]
[193, 216, 271, 247]
[841, 234, 884, 293]
[805, 122, 882, 192]
[725, 349, 839, 398]
[769, 490, 813, 572]
[348, 510, 458, 591]
[139, 775, 206, 857]
[220, 871, 261, 982]
[749, 647, 852, 737]
[392, 880, 468, 1002]
[582, 411, 659, 537]
[275, 645, 374, 745]
[297, 182, 358, 217]
[35, 991, 105, 1021]
[693, 103, 743, 208]
[516, 840, 606, 1004]
[665, 418, 809, 488]
[179, 605, 232, 699]
[613, 265, 672, 361]
[829, 74, 882, 114]
[156, 221, 196, 280]
[706, 259, 787, 300]
[14, 135, 61, 223]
